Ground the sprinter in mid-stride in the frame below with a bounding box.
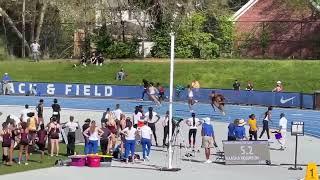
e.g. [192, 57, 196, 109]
[210, 91, 226, 116]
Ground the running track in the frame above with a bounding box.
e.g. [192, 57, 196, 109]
[0, 95, 319, 138]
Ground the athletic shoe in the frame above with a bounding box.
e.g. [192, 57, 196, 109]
[25, 162, 28, 165]
[204, 160, 212, 164]
[146, 156, 150, 161]
[222, 112, 226, 116]
[18, 161, 21, 165]
[194, 100, 199, 103]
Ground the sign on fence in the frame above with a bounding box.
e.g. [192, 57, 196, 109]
[222, 140, 271, 165]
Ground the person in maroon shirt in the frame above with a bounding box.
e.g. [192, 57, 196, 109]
[36, 124, 47, 161]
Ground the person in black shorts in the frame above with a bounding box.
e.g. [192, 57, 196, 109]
[36, 124, 47, 162]
[18, 122, 30, 165]
[36, 99, 44, 125]
[52, 99, 61, 123]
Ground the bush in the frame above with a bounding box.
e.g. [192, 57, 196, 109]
[106, 40, 138, 59]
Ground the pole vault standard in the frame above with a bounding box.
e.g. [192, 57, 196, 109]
[160, 32, 181, 172]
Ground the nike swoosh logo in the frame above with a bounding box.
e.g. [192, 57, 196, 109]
[280, 96, 295, 104]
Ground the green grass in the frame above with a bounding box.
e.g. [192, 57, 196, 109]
[0, 59, 320, 93]
[0, 144, 83, 175]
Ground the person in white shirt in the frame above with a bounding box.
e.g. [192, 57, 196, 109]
[186, 113, 202, 149]
[63, 116, 79, 156]
[121, 121, 137, 163]
[113, 104, 123, 121]
[20, 104, 32, 122]
[145, 107, 160, 146]
[30, 40, 40, 62]
[83, 120, 104, 154]
[187, 85, 197, 112]
[133, 106, 143, 128]
[278, 113, 287, 150]
[139, 121, 153, 160]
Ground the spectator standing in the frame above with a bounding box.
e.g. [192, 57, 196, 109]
[100, 121, 111, 155]
[20, 104, 32, 122]
[272, 81, 283, 92]
[145, 107, 160, 146]
[52, 99, 61, 123]
[48, 117, 60, 157]
[121, 121, 137, 163]
[83, 121, 104, 155]
[140, 121, 153, 161]
[278, 113, 288, 150]
[82, 119, 91, 154]
[133, 106, 143, 129]
[36, 99, 44, 125]
[227, 119, 238, 141]
[234, 119, 247, 140]
[36, 124, 47, 162]
[30, 40, 40, 62]
[2, 73, 13, 95]
[233, 80, 241, 91]
[246, 81, 254, 91]
[63, 116, 78, 156]
[186, 113, 202, 149]
[18, 122, 29, 165]
[259, 106, 273, 140]
[162, 111, 176, 147]
[248, 114, 258, 141]
[201, 118, 217, 163]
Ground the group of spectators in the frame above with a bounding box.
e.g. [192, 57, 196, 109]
[77, 52, 105, 67]
[232, 80, 284, 92]
[0, 99, 61, 166]
[227, 106, 288, 150]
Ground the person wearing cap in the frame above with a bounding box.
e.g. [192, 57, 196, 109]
[30, 40, 40, 62]
[277, 113, 287, 150]
[234, 119, 247, 140]
[36, 99, 44, 125]
[272, 81, 283, 92]
[248, 114, 258, 141]
[139, 121, 153, 161]
[1, 73, 13, 95]
[201, 117, 217, 163]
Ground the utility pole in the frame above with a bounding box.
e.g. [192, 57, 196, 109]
[22, 0, 26, 58]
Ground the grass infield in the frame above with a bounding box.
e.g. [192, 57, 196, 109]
[0, 59, 319, 93]
[0, 144, 83, 175]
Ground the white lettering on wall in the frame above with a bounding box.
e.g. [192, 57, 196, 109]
[18, 83, 25, 94]
[65, 84, 72, 95]
[104, 86, 112, 96]
[94, 85, 101, 96]
[47, 84, 55, 95]
[83, 85, 91, 96]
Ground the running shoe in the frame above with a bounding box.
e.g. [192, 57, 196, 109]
[204, 160, 212, 164]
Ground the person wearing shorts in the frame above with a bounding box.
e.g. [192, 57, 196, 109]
[187, 85, 197, 112]
[201, 118, 217, 163]
[36, 99, 44, 125]
[210, 91, 226, 116]
[18, 122, 30, 165]
[36, 124, 47, 161]
[48, 117, 60, 156]
[1, 122, 12, 165]
[51, 99, 61, 123]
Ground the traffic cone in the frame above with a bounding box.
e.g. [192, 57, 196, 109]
[305, 162, 319, 180]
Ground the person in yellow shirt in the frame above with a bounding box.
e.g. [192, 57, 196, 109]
[248, 114, 258, 141]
